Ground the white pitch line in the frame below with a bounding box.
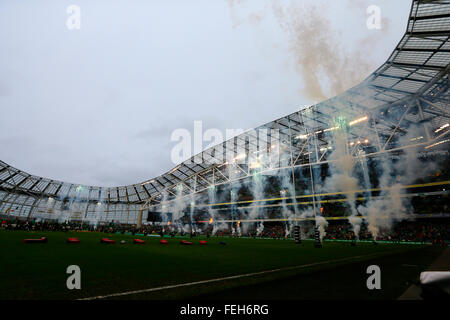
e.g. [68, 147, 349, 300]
[79, 252, 384, 300]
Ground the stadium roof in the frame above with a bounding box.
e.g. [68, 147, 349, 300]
[1, 0, 449, 208]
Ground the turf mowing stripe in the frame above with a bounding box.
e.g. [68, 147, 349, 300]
[79, 252, 388, 300]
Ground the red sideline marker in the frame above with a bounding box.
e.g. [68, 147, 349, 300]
[133, 239, 145, 244]
[100, 238, 115, 244]
[24, 237, 48, 244]
[199, 240, 207, 245]
[160, 239, 168, 244]
[180, 240, 193, 245]
[67, 237, 80, 244]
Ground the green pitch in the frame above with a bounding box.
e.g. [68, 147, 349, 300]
[0, 230, 444, 300]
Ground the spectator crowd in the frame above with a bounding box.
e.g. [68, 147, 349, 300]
[1, 218, 448, 245]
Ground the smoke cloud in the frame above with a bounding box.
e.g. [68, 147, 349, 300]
[227, 0, 376, 102]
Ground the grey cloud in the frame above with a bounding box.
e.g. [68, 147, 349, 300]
[0, 0, 411, 187]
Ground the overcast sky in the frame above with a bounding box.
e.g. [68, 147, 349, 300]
[0, 0, 411, 187]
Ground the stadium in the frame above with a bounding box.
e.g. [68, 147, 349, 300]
[1, 0, 449, 302]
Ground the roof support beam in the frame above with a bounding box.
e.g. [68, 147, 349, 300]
[387, 62, 444, 71]
[410, 13, 450, 21]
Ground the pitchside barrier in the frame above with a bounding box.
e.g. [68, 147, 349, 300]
[100, 233, 445, 245]
[20, 235, 438, 245]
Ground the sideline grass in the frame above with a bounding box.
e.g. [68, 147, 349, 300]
[196, 247, 444, 300]
[0, 230, 442, 300]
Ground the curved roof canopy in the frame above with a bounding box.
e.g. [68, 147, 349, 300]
[1, 0, 449, 209]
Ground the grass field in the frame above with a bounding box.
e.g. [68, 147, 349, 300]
[0, 230, 444, 300]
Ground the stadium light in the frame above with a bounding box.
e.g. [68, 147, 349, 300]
[250, 159, 262, 169]
[425, 139, 450, 149]
[324, 126, 338, 132]
[296, 134, 309, 140]
[169, 166, 180, 174]
[233, 153, 246, 161]
[141, 179, 155, 186]
[435, 123, 449, 133]
[349, 116, 368, 126]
